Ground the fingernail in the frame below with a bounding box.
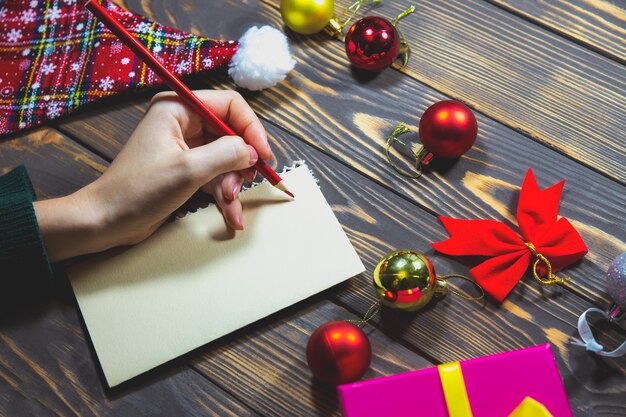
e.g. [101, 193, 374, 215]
[232, 184, 240, 200]
[248, 145, 258, 165]
[237, 213, 244, 230]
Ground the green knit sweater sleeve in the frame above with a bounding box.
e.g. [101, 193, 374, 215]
[0, 166, 52, 296]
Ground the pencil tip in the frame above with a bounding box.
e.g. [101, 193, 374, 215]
[275, 182, 295, 199]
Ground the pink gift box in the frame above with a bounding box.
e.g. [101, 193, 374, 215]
[338, 344, 573, 417]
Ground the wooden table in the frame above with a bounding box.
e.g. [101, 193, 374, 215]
[1, 0, 625, 415]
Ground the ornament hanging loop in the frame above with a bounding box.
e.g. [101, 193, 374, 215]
[391, 5, 416, 67]
[525, 242, 571, 286]
[391, 5, 416, 26]
[344, 0, 383, 27]
[436, 274, 485, 301]
[347, 301, 381, 328]
[385, 123, 432, 179]
[324, 0, 383, 39]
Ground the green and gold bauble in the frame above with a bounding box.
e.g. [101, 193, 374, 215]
[373, 250, 483, 311]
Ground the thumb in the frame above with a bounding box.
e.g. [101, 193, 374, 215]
[186, 136, 258, 183]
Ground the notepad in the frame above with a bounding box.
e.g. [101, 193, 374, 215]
[67, 164, 365, 387]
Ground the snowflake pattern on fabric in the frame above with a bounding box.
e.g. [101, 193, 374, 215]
[98, 76, 114, 91]
[20, 9, 36, 23]
[0, 0, 239, 135]
[46, 102, 61, 117]
[175, 61, 189, 74]
[41, 63, 56, 75]
[7, 29, 23, 43]
[134, 21, 151, 33]
[45, 6, 61, 20]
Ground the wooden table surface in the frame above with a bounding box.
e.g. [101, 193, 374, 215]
[1, 0, 625, 415]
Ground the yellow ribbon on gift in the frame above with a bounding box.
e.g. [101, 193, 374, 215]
[438, 362, 553, 417]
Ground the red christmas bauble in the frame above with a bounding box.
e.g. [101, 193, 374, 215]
[419, 100, 478, 158]
[345, 16, 400, 71]
[306, 321, 372, 385]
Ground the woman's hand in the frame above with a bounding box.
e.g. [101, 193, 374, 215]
[35, 90, 272, 262]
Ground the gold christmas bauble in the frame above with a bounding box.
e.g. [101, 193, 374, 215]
[280, 0, 335, 35]
[373, 250, 443, 311]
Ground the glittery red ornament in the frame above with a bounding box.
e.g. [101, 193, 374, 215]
[306, 321, 372, 385]
[419, 100, 478, 158]
[345, 16, 400, 71]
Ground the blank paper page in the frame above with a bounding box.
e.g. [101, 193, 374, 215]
[68, 165, 365, 387]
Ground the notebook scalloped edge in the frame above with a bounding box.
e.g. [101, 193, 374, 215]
[241, 160, 318, 192]
[175, 160, 318, 220]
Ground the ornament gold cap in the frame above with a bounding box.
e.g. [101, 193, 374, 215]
[398, 38, 410, 67]
[324, 17, 344, 39]
[324, 0, 384, 39]
[434, 277, 449, 296]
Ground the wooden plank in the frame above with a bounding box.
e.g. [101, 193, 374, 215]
[193, 300, 434, 417]
[0, 129, 258, 417]
[0, 128, 106, 199]
[0, 300, 259, 417]
[487, 0, 626, 63]
[55, 97, 154, 162]
[327, 0, 626, 183]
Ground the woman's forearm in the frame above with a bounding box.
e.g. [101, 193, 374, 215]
[33, 189, 106, 262]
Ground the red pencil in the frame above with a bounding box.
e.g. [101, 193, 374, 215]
[85, 0, 294, 198]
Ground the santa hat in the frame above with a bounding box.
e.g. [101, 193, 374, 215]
[0, 0, 295, 136]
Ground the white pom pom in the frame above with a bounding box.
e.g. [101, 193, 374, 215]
[228, 26, 296, 91]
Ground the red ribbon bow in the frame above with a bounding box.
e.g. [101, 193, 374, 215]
[431, 169, 587, 302]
